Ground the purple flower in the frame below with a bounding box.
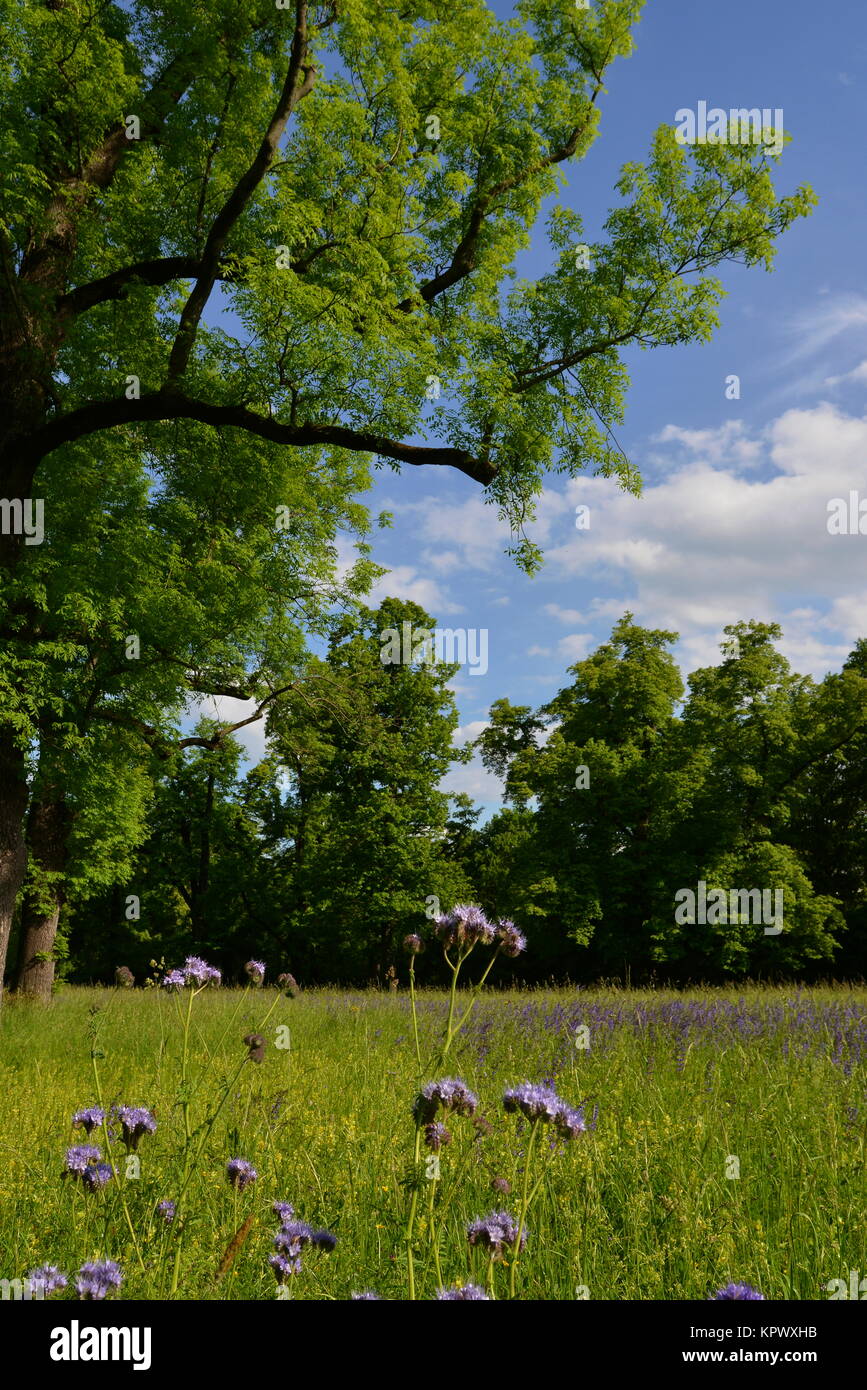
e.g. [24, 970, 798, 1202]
[436, 1284, 490, 1300]
[76, 1260, 123, 1301]
[27, 1265, 67, 1297]
[114, 966, 135, 988]
[72, 1107, 106, 1135]
[269, 1252, 301, 1282]
[226, 1157, 258, 1191]
[712, 1283, 765, 1300]
[276, 972, 299, 996]
[65, 1145, 101, 1176]
[503, 1082, 562, 1123]
[352, 1290, 382, 1300]
[433, 904, 495, 951]
[245, 959, 266, 986]
[183, 955, 221, 987]
[491, 1176, 511, 1194]
[467, 1210, 526, 1259]
[403, 934, 424, 955]
[82, 1162, 114, 1191]
[272, 1201, 295, 1223]
[157, 1200, 176, 1223]
[424, 1121, 452, 1152]
[162, 970, 185, 991]
[114, 1106, 156, 1150]
[554, 1102, 587, 1141]
[495, 919, 527, 958]
[274, 1220, 313, 1258]
[310, 1229, 337, 1252]
[413, 1078, 479, 1126]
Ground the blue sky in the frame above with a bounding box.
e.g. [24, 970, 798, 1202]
[219, 0, 867, 812]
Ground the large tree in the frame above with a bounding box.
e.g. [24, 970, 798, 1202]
[0, 0, 814, 998]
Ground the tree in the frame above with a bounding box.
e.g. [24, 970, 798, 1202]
[0, 0, 814, 998]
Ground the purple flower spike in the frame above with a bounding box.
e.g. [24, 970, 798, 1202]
[226, 1157, 258, 1191]
[76, 1260, 123, 1301]
[433, 904, 496, 951]
[272, 1201, 295, 1223]
[503, 1081, 562, 1123]
[82, 1162, 114, 1192]
[65, 1145, 101, 1176]
[162, 970, 185, 991]
[245, 959, 266, 985]
[157, 1200, 176, 1223]
[412, 1078, 478, 1126]
[27, 1265, 67, 1297]
[269, 1252, 301, 1282]
[274, 1220, 313, 1257]
[310, 1229, 337, 1253]
[114, 1106, 157, 1151]
[467, 1210, 526, 1259]
[72, 1107, 106, 1135]
[495, 919, 527, 958]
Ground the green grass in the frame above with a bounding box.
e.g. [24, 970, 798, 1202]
[1, 983, 865, 1300]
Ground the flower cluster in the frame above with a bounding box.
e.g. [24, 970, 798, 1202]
[403, 933, 424, 955]
[494, 919, 527, 958]
[270, 1208, 337, 1282]
[436, 1284, 490, 1300]
[276, 972, 299, 996]
[76, 1260, 123, 1301]
[433, 904, 496, 951]
[413, 1078, 479, 1127]
[114, 966, 135, 988]
[114, 1106, 157, 1151]
[244, 1032, 266, 1063]
[503, 1082, 587, 1140]
[712, 1283, 765, 1300]
[226, 1157, 258, 1192]
[71, 1106, 106, 1135]
[245, 959, 266, 986]
[27, 1265, 67, 1298]
[65, 1144, 102, 1176]
[351, 1289, 382, 1300]
[157, 1199, 176, 1223]
[163, 956, 221, 990]
[423, 1121, 451, 1152]
[467, 1210, 526, 1260]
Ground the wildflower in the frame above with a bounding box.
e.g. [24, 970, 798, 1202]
[114, 1106, 157, 1151]
[226, 1157, 258, 1192]
[473, 1114, 493, 1138]
[81, 1162, 114, 1191]
[274, 1220, 313, 1258]
[157, 1200, 176, 1223]
[712, 1283, 765, 1300]
[269, 1252, 301, 1282]
[243, 1032, 266, 1063]
[403, 934, 424, 955]
[433, 904, 495, 951]
[495, 919, 527, 958]
[72, 1106, 106, 1135]
[423, 1121, 452, 1152]
[277, 972, 299, 996]
[436, 1284, 490, 1300]
[310, 1229, 337, 1252]
[467, 1211, 526, 1259]
[491, 1176, 511, 1195]
[114, 966, 135, 988]
[352, 1290, 382, 1300]
[554, 1102, 587, 1141]
[162, 969, 185, 991]
[412, 1078, 479, 1126]
[27, 1265, 67, 1297]
[272, 1201, 295, 1223]
[183, 955, 221, 987]
[65, 1145, 101, 1176]
[245, 959, 266, 986]
[503, 1081, 562, 1123]
[76, 1260, 123, 1301]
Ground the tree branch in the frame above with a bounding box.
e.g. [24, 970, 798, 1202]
[166, 0, 317, 383]
[27, 389, 496, 484]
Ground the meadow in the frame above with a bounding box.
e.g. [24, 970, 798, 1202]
[1, 978, 866, 1301]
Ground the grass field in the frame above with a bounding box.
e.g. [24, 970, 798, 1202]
[1, 983, 865, 1301]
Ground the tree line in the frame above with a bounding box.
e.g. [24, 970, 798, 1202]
[17, 604, 862, 992]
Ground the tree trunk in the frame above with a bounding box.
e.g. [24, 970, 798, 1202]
[15, 790, 69, 999]
[0, 731, 29, 1003]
